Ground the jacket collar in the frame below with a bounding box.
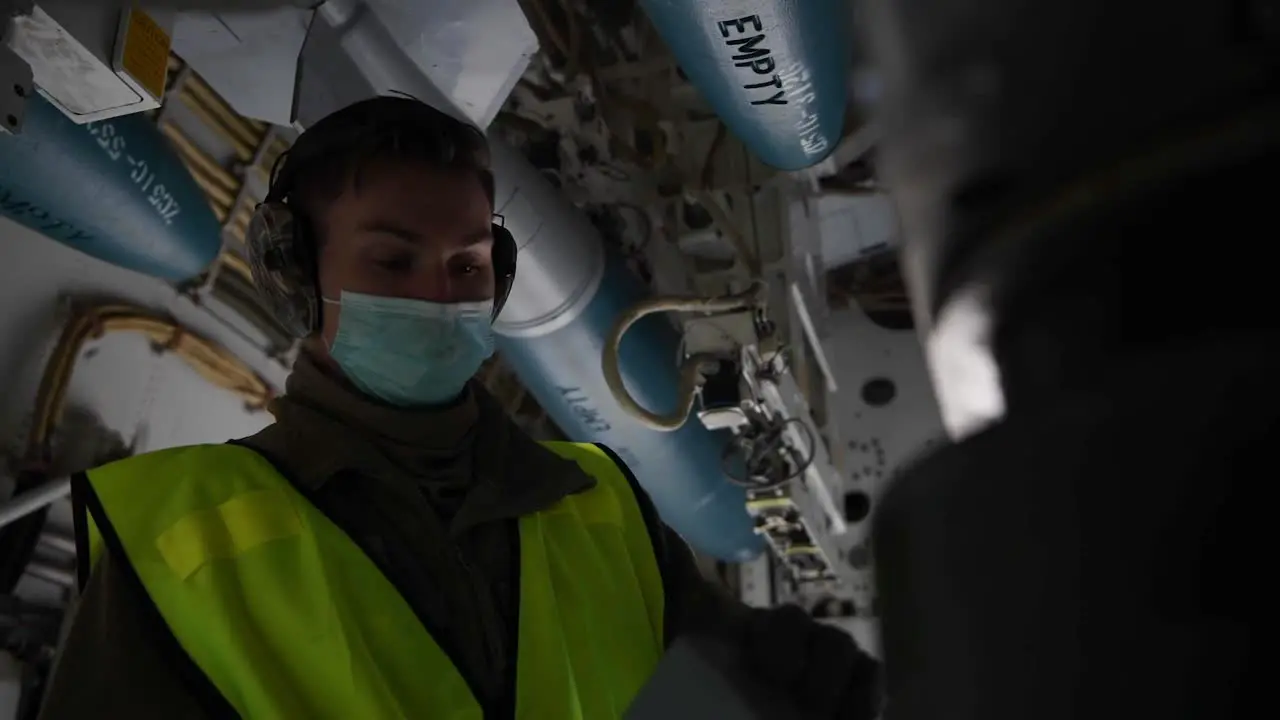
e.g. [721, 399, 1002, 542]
[243, 352, 594, 534]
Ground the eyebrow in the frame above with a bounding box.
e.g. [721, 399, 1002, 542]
[358, 221, 493, 247]
[463, 227, 495, 246]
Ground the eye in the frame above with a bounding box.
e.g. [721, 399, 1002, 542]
[451, 254, 490, 277]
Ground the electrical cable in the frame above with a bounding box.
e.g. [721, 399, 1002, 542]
[721, 417, 817, 491]
[558, 0, 582, 79]
[183, 74, 264, 153]
[602, 281, 766, 431]
[176, 89, 256, 162]
[210, 269, 296, 352]
[25, 303, 275, 463]
[700, 122, 726, 190]
[512, 2, 742, 263]
[216, 250, 254, 287]
[691, 188, 761, 277]
[522, 11, 773, 431]
[613, 202, 654, 251]
[158, 121, 238, 194]
[524, 0, 571, 64]
[778, 417, 818, 481]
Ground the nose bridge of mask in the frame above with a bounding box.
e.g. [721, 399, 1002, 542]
[324, 290, 496, 406]
[325, 292, 494, 319]
[337, 293, 490, 357]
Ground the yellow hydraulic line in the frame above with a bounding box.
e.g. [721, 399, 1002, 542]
[219, 251, 254, 285]
[181, 166, 233, 218]
[251, 137, 290, 181]
[184, 76, 263, 152]
[229, 220, 248, 244]
[228, 206, 253, 243]
[177, 89, 255, 161]
[164, 163, 235, 218]
[203, 193, 231, 223]
[159, 122, 237, 193]
[30, 313, 97, 455]
[232, 204, 253, 226]
[185, 74, 259, 139]
[187, 162, 233, 209]
[26, 304, 276, 458]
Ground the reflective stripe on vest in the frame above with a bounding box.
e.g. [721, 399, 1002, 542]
[82, 442, 664, 719]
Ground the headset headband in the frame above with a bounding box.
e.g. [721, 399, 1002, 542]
[245, 97, 517, 340]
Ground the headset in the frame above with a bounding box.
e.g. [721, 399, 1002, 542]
[244, 97, 518, 340]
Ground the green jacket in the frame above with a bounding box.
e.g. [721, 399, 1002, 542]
[38, 354, 749, 718]
[38, 353, 879, 718]
[78, 440, 665, 718]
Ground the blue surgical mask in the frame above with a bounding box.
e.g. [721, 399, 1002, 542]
[321, 291, 495, 407]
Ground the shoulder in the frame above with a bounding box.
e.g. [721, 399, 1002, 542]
[539, 441, 664, 527]
[88, 443, 265, 478]
[536, 441, 645, 492]
[82, 445, 280, 511]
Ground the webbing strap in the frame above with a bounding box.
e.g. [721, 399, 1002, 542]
[156, 488, 302, 580]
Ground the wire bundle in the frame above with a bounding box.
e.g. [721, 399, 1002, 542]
[721, 416, 817, 490]
[25, 303, 274, 463]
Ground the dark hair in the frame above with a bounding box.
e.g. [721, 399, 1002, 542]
[268, 96, 494, 243]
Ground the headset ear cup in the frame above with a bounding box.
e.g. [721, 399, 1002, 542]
[246, 202, 321, 339]
[491, 223, 518, 320]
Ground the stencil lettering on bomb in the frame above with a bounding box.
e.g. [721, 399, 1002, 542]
[716, 15, 787, 106]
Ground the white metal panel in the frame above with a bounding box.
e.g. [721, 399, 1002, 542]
[365, 0, 537, 128]
[757, 301, 945, 654]
[814, 193, 899, 269]
[171, 6, 312, 126]
[63, 331, 277, 455]
[0, 215, 284, 460]
[294, 2, 463, 129]
[7, 1, 174, 122]
[0, 216, 285, 603]
[823, 302, 945, 536]
[175, 0, 538, 131]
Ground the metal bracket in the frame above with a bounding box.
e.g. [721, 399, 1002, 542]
[735, 347, 850, 586]
[0, 0, 35, 27]
[681, 310, 760, 356]
[0, 38, 33, 135]
[744, 347, 846, 535]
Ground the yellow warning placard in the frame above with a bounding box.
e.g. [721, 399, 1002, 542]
[120, 7, 171, 101]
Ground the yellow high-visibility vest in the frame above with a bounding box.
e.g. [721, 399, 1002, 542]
[78, 441, 664, 719]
